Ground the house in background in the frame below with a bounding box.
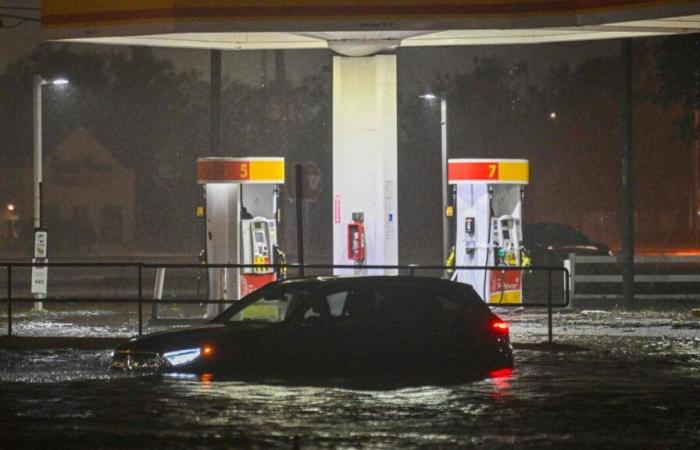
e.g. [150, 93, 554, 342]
[46, 128, 136, 253]
[0, 165, 32, 256]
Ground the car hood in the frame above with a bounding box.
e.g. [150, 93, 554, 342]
[117, 323, 233, 353]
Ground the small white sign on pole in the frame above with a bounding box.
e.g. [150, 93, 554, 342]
[34, 230, 47, 258]
[31, 263, 48, 295]
[31, 230, 48, 296]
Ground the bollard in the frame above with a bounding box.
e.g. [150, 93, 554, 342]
[547, 269, 553, 345]
[7, 265, 12, 337]
[138, 264, 143, 337]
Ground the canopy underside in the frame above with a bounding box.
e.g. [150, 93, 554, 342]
[43, 1, 700, 52]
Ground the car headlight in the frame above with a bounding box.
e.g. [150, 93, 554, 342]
[163, 348, 201, 366]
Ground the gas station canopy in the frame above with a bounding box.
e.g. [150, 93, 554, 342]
[43, 1, 700, 55]
[40, 1, 700, 302]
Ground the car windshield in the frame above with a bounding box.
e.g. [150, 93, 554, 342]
[213, 285, 311, 323]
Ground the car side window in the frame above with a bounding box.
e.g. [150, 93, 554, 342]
[434, 293, 464, 311]
[342, 289, 376, 321]
[326, 291, 348, 317]
[370, 284, 480, 320]
[372, 286, 441, 319]
[302, 290, 350, 321]
[303, 297, 331, 320]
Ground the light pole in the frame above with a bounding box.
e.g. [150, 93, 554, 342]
[420, 94, 449, 265]
[32, 75, 69, 311]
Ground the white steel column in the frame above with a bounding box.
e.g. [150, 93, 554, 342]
[205, 183, 240, 316]
[332, 55, 398, 275]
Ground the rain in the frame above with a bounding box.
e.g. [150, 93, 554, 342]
[1, 1, 700, 448]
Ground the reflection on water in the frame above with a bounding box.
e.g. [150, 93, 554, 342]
[0, 335, 698, 449]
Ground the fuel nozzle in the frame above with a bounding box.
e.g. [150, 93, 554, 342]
[496, 247, 507, 266]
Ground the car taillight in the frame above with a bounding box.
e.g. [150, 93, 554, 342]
[202, 345, 214, 356]
[491, 319, 509, 334]
[489, 368, 514, 379]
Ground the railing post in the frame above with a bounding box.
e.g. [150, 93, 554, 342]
[152, 267, 165, 321]
[567, 252, 576, 307]
[138, 264, 143, 337]
[547, 268, 553, 345]
[295, 164, 305, 279]
[564, 267, 571, 308]
[7, 265, 12, 337]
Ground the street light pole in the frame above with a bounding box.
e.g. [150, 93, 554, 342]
[31, 75, 69, 311]
[32, 75, 44, 311]
[440, 97, 449, 265]
[33, 75, 42, 230]
[420, 94, 450, 264]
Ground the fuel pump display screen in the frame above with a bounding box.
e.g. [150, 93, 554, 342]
[465, 217, 475, 235]
[255, 232, 265, 244]
[503, 229, 510, 240]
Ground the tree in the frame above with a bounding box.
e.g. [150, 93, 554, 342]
[0, 45, 211, 253]
[657, 34, 700, 137]
[658, 34, 700, 243]
[0, 43, 333, 255]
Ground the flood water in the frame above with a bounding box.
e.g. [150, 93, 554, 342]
[1, 325, 699, 449]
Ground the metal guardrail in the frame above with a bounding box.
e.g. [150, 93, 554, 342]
[0, 262, 569, 343]
[565, 254, 700, 301]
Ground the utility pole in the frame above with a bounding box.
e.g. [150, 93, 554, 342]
[32, 74, 45, 311]
[210, 50, 222, 155]
[620, 40, 635, 305]
[440, 97, 449, 265]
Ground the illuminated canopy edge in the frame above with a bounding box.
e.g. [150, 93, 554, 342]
[42, 1, 700, 48]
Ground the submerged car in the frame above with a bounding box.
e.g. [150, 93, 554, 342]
[112, 276, 513, 379]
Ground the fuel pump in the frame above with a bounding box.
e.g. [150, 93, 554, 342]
[197, 157, 285, 316]
[448, 159, 529, 304]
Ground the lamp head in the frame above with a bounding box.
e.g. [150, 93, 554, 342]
[40, 77, 70, 86]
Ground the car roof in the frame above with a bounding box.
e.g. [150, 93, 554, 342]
[275, 275, 465, 291]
